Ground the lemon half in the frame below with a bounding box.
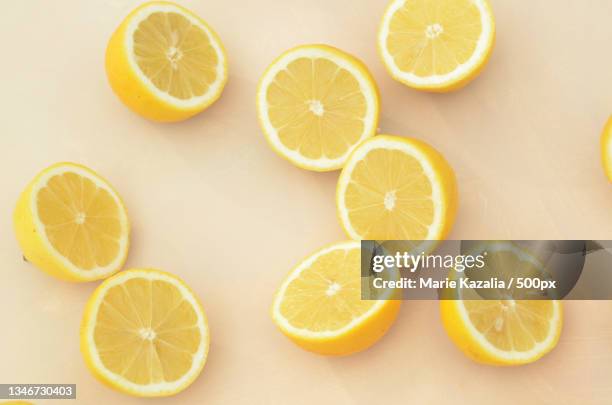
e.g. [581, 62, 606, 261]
[14, 162, 129, 282]
[378, 0, 495, 91]
[106, 1, 228, 122]
[81, 269, 209, 397]
[441, 299, 562, 365]
[271, 241, 400, 355]
[257, 44, 380, 171]
[336, 135, 457, 240]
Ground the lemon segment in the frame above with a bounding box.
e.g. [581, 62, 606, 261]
[378, 0, 495, 91]
[13, 163, 129, 282]
[81, 269, 209, 397]
[271, 241, 400, 355]
[441, 299, 562, 365]
[601, 116, 612, 182]
[257, 44, 380, 171]
[106, 1, 228, 122]
[336, 135, 457, 240]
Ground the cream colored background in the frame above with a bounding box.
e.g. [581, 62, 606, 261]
[1, 0, 611, 404]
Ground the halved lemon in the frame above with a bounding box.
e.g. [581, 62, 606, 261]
[14, 162, 129, 282]
[336, 135, 457, 240]
[378, 0, 495, 91]
[601, 115, 612, 182]
[441, 299, 563, 365]
[106, 1, 228, 122]
[81, 269, 209, 397]
[271, 241, 400, 355]
[257, 44, 380, 171]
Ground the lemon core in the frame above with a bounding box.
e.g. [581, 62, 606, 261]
[425, 23, 444, 39]
[383, 190, 397, 211]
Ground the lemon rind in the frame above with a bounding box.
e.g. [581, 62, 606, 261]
[81, 268, 209, 397]
[257, 44, 380, 171]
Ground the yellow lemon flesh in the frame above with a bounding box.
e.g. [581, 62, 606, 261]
[81, 269, 209, 397]
[14, 162, 129, 282]
[441, 299, 562, 365]
[106, 1, 228, 122]
[378, 0, 495, 91]
[257, 44, 380, 171]
[336, 135, 457, 240]
[271, 241, 400, 355]
[601, 116, 612, 182]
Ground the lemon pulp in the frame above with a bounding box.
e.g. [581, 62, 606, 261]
[277, 246, 373, 331]
[463, 300, 556, 352]
[258, 45, 379, 171]
[94, 277, 201, 384]
[37, 172, 122, 270]
[266, 57, 367, 160]
[132, 10, 219, 100]
[386, 0, 483, 77]
[343, 147, 435, 239]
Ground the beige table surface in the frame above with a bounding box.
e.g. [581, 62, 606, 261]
[1, 0, 612, 404]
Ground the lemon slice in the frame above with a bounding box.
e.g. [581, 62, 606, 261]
[14, 163, 129, 282]
[271, 241, 400, 355]
[81, 269, 209, 397]
[441, 299, 562, 365]
[106, 1, 228, 122]
[336, 135, 457, 240]
[601, 116, 612, 182]
[257, 44, 380, 171]
[378, 0, 495, 91]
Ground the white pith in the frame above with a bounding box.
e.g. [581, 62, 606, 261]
[30, 164, 129, 280]
[378, 0, 494, 86]
[272, 241, 393, 339]
[337, 136, 445, 240]
[124, 3, 227, 108]
[84, 269, 209, 395]
[257, 46, 378, 170]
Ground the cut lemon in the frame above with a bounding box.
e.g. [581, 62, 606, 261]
[441, 299, 563, 365]
[601, 115, 612, 182]
[271, 241, 400, 355]
[81, 269, 209, 397]
[336, 135, 457, 240]
[378, 0, 495, 91]
[257, 44, 380, 171]
[14, 163, 129, 282]
[106, 1, 228, 122]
